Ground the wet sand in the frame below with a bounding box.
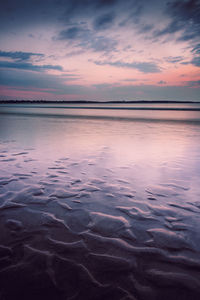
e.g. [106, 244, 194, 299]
[0, 112, 200, 300]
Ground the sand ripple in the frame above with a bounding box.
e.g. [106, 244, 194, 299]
[0, 131, 200, 300]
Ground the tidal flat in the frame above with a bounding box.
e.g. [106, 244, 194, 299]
[0, 105, 200, 300]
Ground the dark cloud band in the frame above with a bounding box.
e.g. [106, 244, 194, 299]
[0, 51, 44, 61]
[94, 60, 161, 73]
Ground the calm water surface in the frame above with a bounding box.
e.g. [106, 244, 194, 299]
[0, 104, 200, 300]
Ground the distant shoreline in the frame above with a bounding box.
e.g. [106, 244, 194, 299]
[0, 100, 200, 104]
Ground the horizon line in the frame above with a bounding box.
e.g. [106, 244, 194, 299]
[0, 100, 200, 104]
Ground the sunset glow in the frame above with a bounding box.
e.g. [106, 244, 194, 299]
[0, 0, 200, 101]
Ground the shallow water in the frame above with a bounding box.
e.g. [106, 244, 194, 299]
[1, 102, 200, 121]
[0, 106, 200, 300]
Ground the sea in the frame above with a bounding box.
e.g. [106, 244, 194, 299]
[0, 102, 200, 300]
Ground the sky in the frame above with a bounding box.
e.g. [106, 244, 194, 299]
[0, 0, 200, 101]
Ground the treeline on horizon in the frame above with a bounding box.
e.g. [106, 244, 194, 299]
[0, 100, 199, 104]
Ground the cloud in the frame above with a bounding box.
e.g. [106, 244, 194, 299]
[138, 23, 154, 34]
[154, 0, 200, 43]
[93, 83, 116, 89]
[1, 0, 198, 43]
[181, 56, 200, 67]
[93, 60, 161, 73]
[158, 80, 166, 84]
[0, 0, 120, 33]
[65, 49, 85, 57]
[85, 36, 118, 52]
[62, 0, 123, 22]
[151, 0, 200, 70]
[0, 50, 62, 72]
[0, 50, 43, 61]
[0, 68, 86, 95]
[0, 0, 142, 35]
[123, 78, 138, 82]
[0, 61, 63, 72]
[165, 56, 184, 63]
[92, 83, 200, 101]
[192, 43, 200, 54]
[58, 27, 89, 40]
[185, 80, 200, 88]
[0, 0, 57, 32]
[57, 26, 118, 53]
[93, 12, 115, 30]
[1, 0, 200, 102]
[178, 33, 198, 42]
[154, 20, 182, 37]
[190, 56, 200, 67]
[186, 80, 200, 87]
[1, 67, 200, 101]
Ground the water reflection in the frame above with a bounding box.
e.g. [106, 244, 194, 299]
[1, 102, 200, 121]
[0, 112, 200, 300]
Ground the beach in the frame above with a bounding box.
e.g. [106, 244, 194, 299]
[0, 104, 200, 299]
